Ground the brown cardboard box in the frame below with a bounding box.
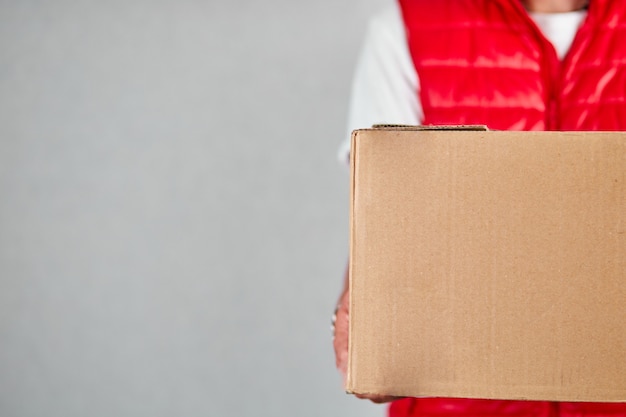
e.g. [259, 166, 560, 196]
[347, 126, 626, 402]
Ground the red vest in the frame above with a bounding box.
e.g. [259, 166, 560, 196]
[399, 0, 626, 131]
[391, 0, 626, 416]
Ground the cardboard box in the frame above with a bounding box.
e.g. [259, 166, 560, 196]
[347, 126, 626, 402]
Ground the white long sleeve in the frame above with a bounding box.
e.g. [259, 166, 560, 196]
[338, 5, 420, 163]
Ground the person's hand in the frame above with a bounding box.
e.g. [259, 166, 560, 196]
[332, 289, 350, 383]
[333, 288, 400, 404]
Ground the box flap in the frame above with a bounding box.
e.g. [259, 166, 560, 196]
[371, 124, 489, 131]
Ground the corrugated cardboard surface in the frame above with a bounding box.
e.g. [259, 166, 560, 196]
[348, 128, 626, 402]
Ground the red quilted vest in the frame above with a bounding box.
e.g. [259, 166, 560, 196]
[399, 0, 626, 131]
[390, 0, 626, 416]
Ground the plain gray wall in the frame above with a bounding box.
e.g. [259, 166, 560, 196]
[0, 0, 391, 416]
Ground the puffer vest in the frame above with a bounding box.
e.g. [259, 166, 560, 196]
[399, 0, 626, 131]
[391, 0, 626, 416]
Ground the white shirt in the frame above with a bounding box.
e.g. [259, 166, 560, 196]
[339, 3, 587, 162]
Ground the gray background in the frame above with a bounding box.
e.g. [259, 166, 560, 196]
[0, 0, 389, 416]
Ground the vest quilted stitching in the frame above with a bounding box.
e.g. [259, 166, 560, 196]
[399, 0, 626, 131]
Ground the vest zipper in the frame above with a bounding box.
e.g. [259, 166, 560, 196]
[546, 61, 560, 131]
[508, 1, 592, 131]
[552, 2, 595, 130]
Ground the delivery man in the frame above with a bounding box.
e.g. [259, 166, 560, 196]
[334, 0, 626, 416]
